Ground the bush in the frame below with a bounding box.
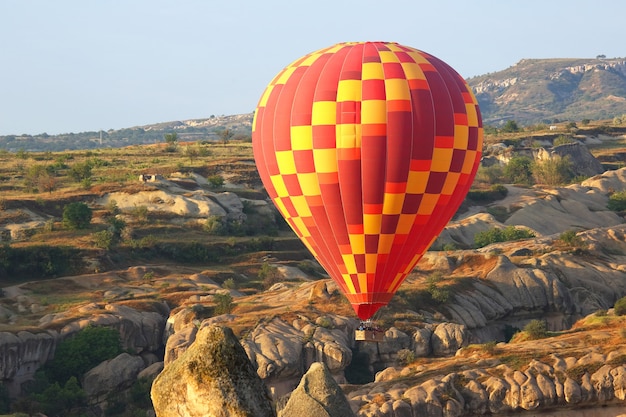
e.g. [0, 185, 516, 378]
[207, 174, 225, 189]
[62, 202, 92, 230]
[258, 262, 281, 289]
[607, 191, 626, 212]
[523, 319, 548, 340]
[559, 230, 586, 248]
[503, 156, 533, 185]
[42, 326, 122, 385]
[474, 226, 535, 248]
[213, 293, 234, 315]
[397, 348, 416, 366]
[614, 296, 626, 316]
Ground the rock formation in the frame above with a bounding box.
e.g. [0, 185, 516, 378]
[278, 362, 355, 417]
[151, 324, 275, 417]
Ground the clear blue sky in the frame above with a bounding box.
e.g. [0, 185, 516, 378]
[1, 0, 623, 135]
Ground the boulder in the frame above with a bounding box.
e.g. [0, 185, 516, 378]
[431, 323, 468, 356]
[151, 325, 275, 417]
[278, 362, 355, 417]
[83, 352, 145, 403]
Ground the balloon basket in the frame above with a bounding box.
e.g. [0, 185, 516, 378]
[355, 321, 385, 342]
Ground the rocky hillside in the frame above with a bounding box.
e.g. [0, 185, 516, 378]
[468, 57, 626, 125]
[3, 131, 626, 415]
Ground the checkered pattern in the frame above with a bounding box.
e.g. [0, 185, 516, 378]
[253, 42, 483, 320]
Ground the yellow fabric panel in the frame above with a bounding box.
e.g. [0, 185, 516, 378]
[400, 62, 427, 81]
[431, 148, 453, 172]
[361, 100, 387, 124]
[384, 78, 410, 101]
[465, 103, 479, 126]
[257, 84, 275, 108]
[441, 172, 461, 195]
[454, 125, 469, 149]
[337, 124, 359, 149]
[387, 272, 405, 294]
[363, 213, 382, 235]
[406, 171, 429, 194]
[297, 172, 321, 196]
[358, 273, 368, 294]
[382, 192, 405, 215]
[406, 51, 431, 65]
[417, 193, 439, 215]
[291, 195, 312, 217]
[365, 253, 377, 274]
[378, 50, 399, 63]
[342, 274, 357, 295]
[342, 253, 358, 275]
[337, 79, 362, 102]
[275, 66, 298, 85]
[348, 234, 366, 254]
[461, 150, 478, 174]
[312, 148, 338, 173]
[396, 213, 417, 235]
[272, 197, 289, 218]
[275, 150, 297, 175]
[312, 101, 337, 125]
[291, 126, 313, 150]
[270, 175, 289, 198]
[377, 233, 395, 255]
[290, 216, 310, 238]
[362, 62, 384, 80]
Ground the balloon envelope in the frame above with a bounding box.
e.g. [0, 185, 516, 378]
[252, 42, 483, 320]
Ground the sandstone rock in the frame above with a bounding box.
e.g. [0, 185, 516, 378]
[151, 325, 275, 417]
[279, 362, 355, 417]
[431, 323, 467, 356]
[411, 327, 432, 357]
[83, 352, 145, 403]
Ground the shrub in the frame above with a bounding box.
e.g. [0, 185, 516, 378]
[213, 293, 234, 315]
[62, 202, 92, 230]
[397, 348, 416, 366]
[42, 326, 122, 385]
[258, 262, 281, 289]
[523, 319, 548, 340]
[207, 174, 225, 189]
[559, 230, 586, 248]
[504, 156, 534, 185]
[532, 155, 574, 185]
[607, 191, 626, 212]
[474, 226, 535, 248]
[614, 296, 626, 316]
[93, 230, 114, 250]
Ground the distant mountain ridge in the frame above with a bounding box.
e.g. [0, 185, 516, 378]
[3, 57, 626, 151]
[468, 57, 626, 125]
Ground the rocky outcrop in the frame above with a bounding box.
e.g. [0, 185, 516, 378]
[348, 349, 626, 416]
[151, 324, 275, 417]
[0, 331, 56, 395]
[278, 362, 355, 417]
[536, 142, 605, 177]
[83, 352, 145, 404]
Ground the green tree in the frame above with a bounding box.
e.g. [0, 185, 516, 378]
[217, 128, 234, 145]
[503, 156, 533, 185]
[532, 155, 573, 185]
[164, 133, 178, 152]
[614, 296, 626, 316]
[42, 326, 122, 385]
[258, 262, 281, 288]
[523, 319, 548, 340]
[69, 161, 93, 182]
[213, 293, 234, 314]
[607, 191, 626, 212]
[62, 202, 92, 230]
[501, 120, 520, 133]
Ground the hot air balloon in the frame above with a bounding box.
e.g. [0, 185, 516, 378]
[252, 41, 483, 322]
